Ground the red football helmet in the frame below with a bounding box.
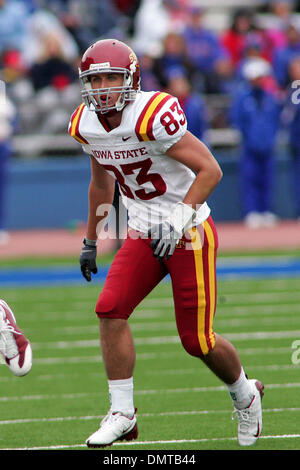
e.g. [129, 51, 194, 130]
[79, 39, 140, 114]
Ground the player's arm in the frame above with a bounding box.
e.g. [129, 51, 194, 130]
[149, 131, 222, 262]
[80, 156, 115, 281]
[166, 130, 223, 208]
[86, 155, 115, 240]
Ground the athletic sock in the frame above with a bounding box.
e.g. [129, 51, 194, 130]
[108, 377, 135, 417]
[226, 368, 254, 409]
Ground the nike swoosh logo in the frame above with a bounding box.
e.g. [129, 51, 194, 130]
[253, 423, 260, 438]
[122, 136, 131, 141]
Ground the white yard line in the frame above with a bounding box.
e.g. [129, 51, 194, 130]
[0, 345, 293, 372]
[1, 382, 300, 403]
[1, 433, 300, 450]
[28, 330, 300, 351]
[0, 406, 299, 426]
[8, 288, 299, 312]
[22, 314, 300, 336]
[0, 361, 297, 383]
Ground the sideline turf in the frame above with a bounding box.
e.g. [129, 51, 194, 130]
[0, 275, 299, 450]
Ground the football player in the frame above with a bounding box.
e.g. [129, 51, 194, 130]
[0, 299, 32, 376]
[68, 39, 264, 447]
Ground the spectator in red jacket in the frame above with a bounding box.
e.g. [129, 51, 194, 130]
[222, 8, 257, 67]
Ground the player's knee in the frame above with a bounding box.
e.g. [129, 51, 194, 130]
[95, 290, 131, 320]
[180, 333, 215, 358]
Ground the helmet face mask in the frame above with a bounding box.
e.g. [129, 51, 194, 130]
[80, 68, 135, 113]
[79, 39, 140, 114]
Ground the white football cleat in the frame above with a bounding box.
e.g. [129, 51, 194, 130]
[233, 379, 264, 446]
[86, 408, 138, 448]
[0, 300, 32, 376]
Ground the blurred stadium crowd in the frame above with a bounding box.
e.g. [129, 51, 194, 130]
[0, 0, 299, 140]
[0, 0, 300, 236]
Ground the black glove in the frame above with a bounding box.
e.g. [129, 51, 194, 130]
[148, 202, 196, 262]
[79, 238, 98, 282]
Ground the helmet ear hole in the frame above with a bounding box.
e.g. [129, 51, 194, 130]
[124, 71, 132, 87]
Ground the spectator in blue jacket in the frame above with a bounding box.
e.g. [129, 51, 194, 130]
[166, 68, 208, 142]
[0, 84, 16, 244]
[273, 22, 300, 88]
[151, 32, 196, 90]
[182, 6, 231, 93]
[231, 58, 282, 228]
[0, 0, 31, 55]
[286, 55, 300, 219]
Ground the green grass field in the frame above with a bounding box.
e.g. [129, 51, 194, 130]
[0, 261, 300, 451]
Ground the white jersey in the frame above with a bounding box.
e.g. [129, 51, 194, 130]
[68, 91, 210, 233]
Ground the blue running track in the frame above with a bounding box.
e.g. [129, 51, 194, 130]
[0, 258, 300, 287]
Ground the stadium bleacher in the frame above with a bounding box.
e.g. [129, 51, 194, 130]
[0, 0, 298, 156]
